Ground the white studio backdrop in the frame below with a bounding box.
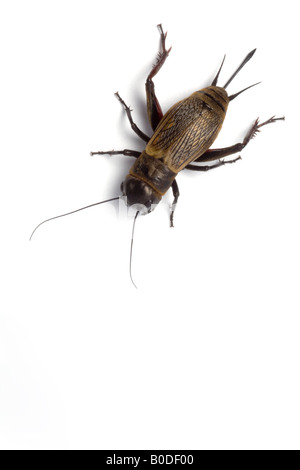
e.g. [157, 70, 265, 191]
[0, 0, 299, 450]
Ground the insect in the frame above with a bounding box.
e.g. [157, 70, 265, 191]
[31, 25, 284, 287]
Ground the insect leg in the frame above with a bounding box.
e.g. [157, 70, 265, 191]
[186, 157, 241, 171]
[115, 92, 150, 143]
[90, 149, 140, 158]
[146, 24, 172, 131]
[170, 179, 180, 227]
[189, 116, 285, 164]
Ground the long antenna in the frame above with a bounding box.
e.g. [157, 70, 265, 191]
[129, 211, 139, 289]
[29, 197, 119, 240]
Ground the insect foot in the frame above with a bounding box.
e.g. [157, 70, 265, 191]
[244, 116, 285, 146]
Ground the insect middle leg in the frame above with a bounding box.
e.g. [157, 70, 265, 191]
[186, 116, 284, 169]
[186, 156, 241, 171]
[114, 92, 150, 143]
[146, 24, 172, 131]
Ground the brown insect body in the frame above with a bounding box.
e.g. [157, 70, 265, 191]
[147, 87, 228, 172]
[112, 26, 284, 227]
[30, 25, 284, 288]
[128, 86, 228, 201]
[113, 25, 283, 227]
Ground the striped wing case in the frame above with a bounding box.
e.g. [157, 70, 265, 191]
[146, 87, 228, 173]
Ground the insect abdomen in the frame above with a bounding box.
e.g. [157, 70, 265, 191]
[197, 86, 228, 116]
[146, 86, 229, 173]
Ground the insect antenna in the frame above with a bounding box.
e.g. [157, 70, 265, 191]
[129, 210, 139, 289]
[223, 48, 256, 89]
[29, 197, 120, 240]
[211, 54, 226, 86]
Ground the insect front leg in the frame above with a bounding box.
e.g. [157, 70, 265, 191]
[170, 179, 180, 228]
[186, 116, 284, 168]
[90, 149, 140, 158]
[146, 24, 172, 131]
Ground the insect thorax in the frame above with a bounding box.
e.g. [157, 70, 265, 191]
[129, 151, 177, 196]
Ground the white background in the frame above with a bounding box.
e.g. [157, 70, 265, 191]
[0, 0, 299, 450]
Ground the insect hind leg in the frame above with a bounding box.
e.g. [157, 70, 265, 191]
[146, 24, 172, 131]
[188, 116, 285, 165]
